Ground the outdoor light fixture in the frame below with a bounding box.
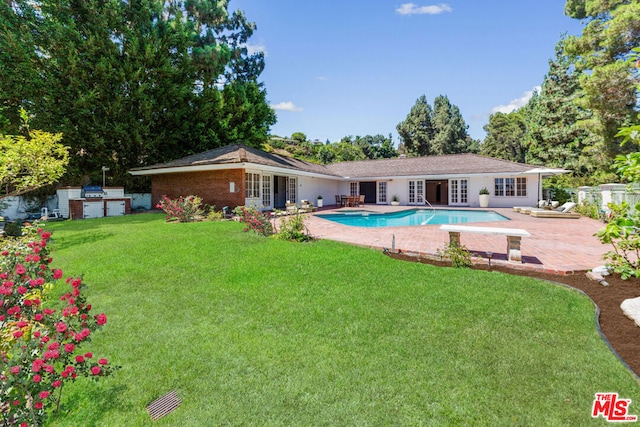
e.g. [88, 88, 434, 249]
[101, 166, 110, 187]
[486, 252, 493, 268]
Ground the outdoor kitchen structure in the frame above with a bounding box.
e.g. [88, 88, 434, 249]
[57, 186, 132, 219]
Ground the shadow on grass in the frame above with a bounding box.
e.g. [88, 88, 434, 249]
[49, 231, 115, 251]
[47, 382, 131, 427]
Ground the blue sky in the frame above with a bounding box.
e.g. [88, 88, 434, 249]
[230, 1, 585, 144]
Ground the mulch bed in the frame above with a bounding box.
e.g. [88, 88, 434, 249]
[387, 252, 640, 378]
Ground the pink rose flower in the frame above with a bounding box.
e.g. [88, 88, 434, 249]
[95, 313, 107, 326]
[91, 366, 101, 375]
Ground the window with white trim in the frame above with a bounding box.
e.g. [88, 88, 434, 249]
[516, 177, 527, 196]
[378, 181, 387, 204]
[262, 175, 272, 207]
[450, 179, 468, 204]
[495, 177, 527, 197]
[245, 173, 260, 198]
[286, 177, 297, 202]
[408, 180, 424, 204]
[350, 182, 359, 196]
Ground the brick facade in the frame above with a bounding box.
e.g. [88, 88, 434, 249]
[151, 169, 245, 209]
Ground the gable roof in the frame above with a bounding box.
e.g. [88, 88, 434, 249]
[129, 144, 564, 178]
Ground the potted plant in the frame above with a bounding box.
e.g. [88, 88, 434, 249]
[391, 195, 400, 206]
[316, 194, 323, 208]
[479, 187, 490, 208]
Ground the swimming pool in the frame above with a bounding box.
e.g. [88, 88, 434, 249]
[316, 209, 509, 228]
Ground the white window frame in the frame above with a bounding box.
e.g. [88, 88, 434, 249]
[286, 177, 297, 203]
[495, 177, 527, 197]
[245, 172, 260, 198]
[409, 180, 424, 204]
[516, 177, 527, 197]
[377, 181, 387, 204]
[450, 178, 468, 205]
[262, 175, 272, 209]
[350, 182, 359, 196]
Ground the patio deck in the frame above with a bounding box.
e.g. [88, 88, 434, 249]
[304, 205, 607, 275]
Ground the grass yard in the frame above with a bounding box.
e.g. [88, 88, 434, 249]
[42, 214, 639, 426]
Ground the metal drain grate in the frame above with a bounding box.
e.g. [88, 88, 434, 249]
[146, 390, 181, 421]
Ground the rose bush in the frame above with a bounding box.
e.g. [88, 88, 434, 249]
[156, 195, 204, 222]
[233, 206, 273, 237]
[0, 223, 117, 426]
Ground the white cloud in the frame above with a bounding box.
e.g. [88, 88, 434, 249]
[396, 3, 453, 15]
[316, 76, 328, 81]
[271, 101, 303, 112]
[243, 43, 267, 57]
[490, 86, 541, 114]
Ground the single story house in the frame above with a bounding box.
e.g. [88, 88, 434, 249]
[129, 144, 567, 210]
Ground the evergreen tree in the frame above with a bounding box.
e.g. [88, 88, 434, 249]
[563, 0, 640, 171]
[397, 94, 473, 156]
[522, 39, 598, 176]
[481, 111, 527, 163]
[432, 95, 473, 154]
[0, 0, 275, 190]
[396, 95, 435, 156]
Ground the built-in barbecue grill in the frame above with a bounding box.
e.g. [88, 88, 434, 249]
[82, 185, 104, 199]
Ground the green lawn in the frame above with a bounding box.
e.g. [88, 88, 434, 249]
[43, 214, 639, 426]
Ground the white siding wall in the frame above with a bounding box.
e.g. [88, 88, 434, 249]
[296, 176, 339, 203]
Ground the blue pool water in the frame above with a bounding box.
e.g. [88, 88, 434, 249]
[316, 209, 508, 228]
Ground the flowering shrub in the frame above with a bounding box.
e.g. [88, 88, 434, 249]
[233, 206, 273, 237]
[156, 195, 204, 222]
[596, 202, 640, 279]
[0, 223, 117, 426]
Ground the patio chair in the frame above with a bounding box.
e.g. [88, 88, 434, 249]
[357, 195, 365, 207]
[335, 195, 341, 206]
[285, 201, 298, 215]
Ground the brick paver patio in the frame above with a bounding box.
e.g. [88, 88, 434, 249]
[303, 205, 606, 275]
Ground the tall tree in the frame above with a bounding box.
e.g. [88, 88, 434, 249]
[397, 95, 473, 156]
[523, 39, 598, 176]
[480, 111, 527, 163]
[563, 0, 640, 170]
[431, 95, 474, 154]
[0, 0, 275, 190]
[396, 95, 435, 156]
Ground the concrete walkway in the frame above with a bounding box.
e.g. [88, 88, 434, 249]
[303, 205, 607, 275]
